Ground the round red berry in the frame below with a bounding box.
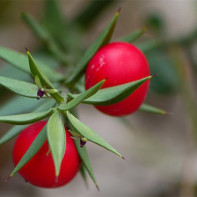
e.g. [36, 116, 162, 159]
[13, 121, 80, 188]
[85, 42, 150, 116]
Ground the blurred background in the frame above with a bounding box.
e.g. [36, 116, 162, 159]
[0, 0, 197, 196]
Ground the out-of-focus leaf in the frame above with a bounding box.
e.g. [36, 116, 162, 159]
[22, 13, 67, 65]
[0, 108, 53, 125]
[71, 0, 118, 30]
[27, 51, 64, 102]
[0, 97, 38, 116]
[118, 28, 146, 43]
[0, 99, 56, 145]
[0, 76, 37, 98]
[74, 140, 98, 189]
[43, 0, 68, 49]
[139, 103, 167, 115]
[0, 46, 64, 81]
[69, 76, 151, 105]
[136, 39, 161, 53]
[0, 65, 30, 81]
[47, 111, 66, 176]
[10, 125, 47, 177]
[67, 111, 123, 158]
[66, 11, 120, 86]
[59, 80, 105, 111]
[146, 49, 178, 94]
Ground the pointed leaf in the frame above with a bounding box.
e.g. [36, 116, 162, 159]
[69, 76, 152, 105]
[67, 111, 123, 158]
[0, 108, 53, 125]
[74, 140, 97, 188]
[0, 99, 56, 145]
[139, 103, 167, 115]
[47, 111, 66, 176]
[66, 11, 120, 86]
[118, 28, 146, 43]
[0, 46, 64, 81]
[80, 164, 88, 187]
[0, 76, 38, 98]
[59, 80, 105, 111]
[27, 51, 64, 103]
[10, 125, 47, 177]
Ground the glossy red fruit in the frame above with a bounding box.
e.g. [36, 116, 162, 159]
[85, 42, 150, 116]
[13, 121, 80, 188]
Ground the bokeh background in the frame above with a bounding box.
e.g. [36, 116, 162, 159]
[0, 0, 197, 196]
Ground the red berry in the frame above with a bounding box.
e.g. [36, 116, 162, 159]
[12, 121, 80, 188]
[85, 42, 150, 116]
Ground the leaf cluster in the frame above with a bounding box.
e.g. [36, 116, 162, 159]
[0, 0, 167, 189]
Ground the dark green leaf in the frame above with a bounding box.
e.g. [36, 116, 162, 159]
[43, 0, 68, 48]
[0, 46, 64, 81]
[67, 111, 123, 158]
[66, 11, 120, 86]
[0, 76, 37, 98]
[136, 39, 161, 53]
[146, 49, 178, 94]
[71, 0, 118, 30]
[139, 103, 167, 115]
[74, 140, 98, 189]
[47, 111, 66, 176]
[0, 99, 56, 145]
[58, 80, 105, 111]
[0, 108, 53, 125]
[27, 51, 64, 103]
[22, 13, 68, 65]
[10, 125, 47, 177]
[118, 28, 146, 43]
[69, 76, 152, 105]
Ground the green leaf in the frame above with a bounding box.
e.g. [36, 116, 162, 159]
[71, 0, 117, 30]
[0, 96, 38, 116]
[27, 50, 64, 103]
[22, 13, 68, 65]
[0, 64, 31, 81]
[69, 76, 152, 106]
[47, 111, 66, 176]
[0, 108, 53, 125]
[66, 10, 120, 86]
[58, 80, 105, 111]
[0, 99, 56, 145]
[0, 76, 38, 98]
[74, 140, 98, 189]
[136, 39, 161, 53]
[67, 111, 123, 158]
[118, 28, 146, 43]
[139, 103, 167, 115]
[0, 46, 64, 82]
[80, 164, 88, 187]
[10, 124, 47, 177]
[43, 0, 68, 48]
[0, 125, 27, 146]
